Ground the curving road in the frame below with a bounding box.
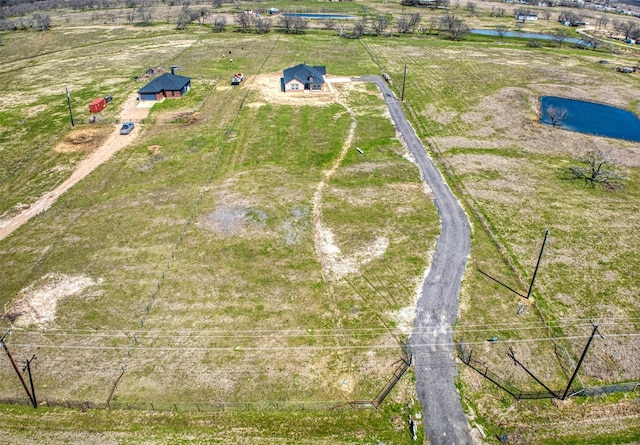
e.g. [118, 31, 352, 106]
[364, 76, 473, 444]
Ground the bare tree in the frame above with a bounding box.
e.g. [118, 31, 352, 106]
[595, 15, 609, 30]
[551, 28, 570, 47]
[255, 15, 271, 33]
[125, 8, 135, 23]
[490, 6, 505, 17]
[495, 24, 508, 40]
[212, 14, 226, 32]
[351, 17, 368, 38]
[569, 149, 627, 189]
[396, 13, 420, 34]
[212, 0, 223, 7]
[195, 7, 209, 25]
[33, 13, 50, 31]
[441, 14, 469, 40]
[235, 11, 254, 32]
[373, 14, 391, 35]
[137, 6, 151, 24]
[322, 17, 335, 30]
[428, 16, 440, 34]
[514, 20, 525, 32]
[545, 105, 568, 127]
[540, 9, 551, 20]
[176, 5, 191, 30]
[466, 1, 477, 17]
[614, 19, 637, 40]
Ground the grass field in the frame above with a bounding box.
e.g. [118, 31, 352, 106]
[1, 1, 639, 443]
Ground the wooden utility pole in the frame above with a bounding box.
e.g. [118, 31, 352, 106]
[401, 64, 407, 102]
[526, 229, 549, 299]
[66, 87, 75, 127]
[0, 333, 35, 407]
[23, 355, 38, 408]
[561, 321, 602, 400]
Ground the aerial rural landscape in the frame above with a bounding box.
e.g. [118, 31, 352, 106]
[0, 0, 639, 443]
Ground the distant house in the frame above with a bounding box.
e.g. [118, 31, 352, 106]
[138, 68, 191, 101]
[281, 63, 326, 92]
[516, 13, 538, 21]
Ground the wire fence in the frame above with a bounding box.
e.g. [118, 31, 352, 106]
[456, 342, 639, 401]
[0, 396, 340, 412]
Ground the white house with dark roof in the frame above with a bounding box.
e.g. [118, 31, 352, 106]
[281, 63, 326, 92]
[137, 67, 191, 101]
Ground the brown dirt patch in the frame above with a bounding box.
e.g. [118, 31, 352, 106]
[53, 126, 113, 153]
[244, 72, 348, 107]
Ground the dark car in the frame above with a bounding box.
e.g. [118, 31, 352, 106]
[105, 95, 113, 103]
[119, 122, 134, 135]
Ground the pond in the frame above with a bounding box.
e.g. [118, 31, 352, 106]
[540, 96, 640, 142]
[282, 13, 355, 19]
[471, 29, 583, 45]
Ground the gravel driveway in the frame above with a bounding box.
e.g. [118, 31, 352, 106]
[364, 76, 473, 444]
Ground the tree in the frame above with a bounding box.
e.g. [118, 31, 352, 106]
[255, 15, 271, 33]
[545, 105, 568, 127]
[440, 13, 469, 40]
[551, 28, 570, 47]
[614, 19, 637, 40]
[33, 13, 50, 31]
[540, 10, 551, 21]
[428, 16, 440, 34]
[569, 149, 627, 189]
[373, 14, 391, 35]
[396, 13, 420, 34]
[176, 5, 191, 30]
[322, 17, 335, 30]
[466, 1, 477, 17]
[137, 6, 152, 25]
[495, 24, 508, 40]
[235, 11, 254, 32]
[351, 17, 368, 38]
[212, 14, 226, 32]
[595, 15, 609, 30]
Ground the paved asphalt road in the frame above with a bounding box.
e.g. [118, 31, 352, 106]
[364, 76, 473, 444]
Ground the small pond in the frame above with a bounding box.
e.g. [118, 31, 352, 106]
[540, 96, 640, 142]
[471, 29, 583, 45]
[282, 13, 355, 19]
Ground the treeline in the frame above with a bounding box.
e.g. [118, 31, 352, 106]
[0, 0, 228, 19]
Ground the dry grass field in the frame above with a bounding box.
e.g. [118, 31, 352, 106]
[0, 0, 639, 443]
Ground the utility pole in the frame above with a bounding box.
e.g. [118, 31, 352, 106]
[526, 229, 549, 299]
[561, 321, 603, 400]
[401, 64, 407, 102]
[23, 355, 38, 408]
[0, 332, 35, 407]
[66, 87, 75, 127]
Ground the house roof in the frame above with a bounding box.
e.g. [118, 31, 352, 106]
[138, 73, 191, 94]
[282, 64, 326, 85]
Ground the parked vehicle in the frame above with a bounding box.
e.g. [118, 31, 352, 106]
[104, 95, 113, 103]
[231, 72, 244, 85]
[119, 122, 134, 135]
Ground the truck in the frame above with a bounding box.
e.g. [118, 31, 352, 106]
[89, 97, 107, 113]
[231, 72, 244, 85]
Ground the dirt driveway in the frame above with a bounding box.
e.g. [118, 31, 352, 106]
[0, 93, 150, 241]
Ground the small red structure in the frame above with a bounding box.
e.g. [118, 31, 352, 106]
[89, 97, 107, 113]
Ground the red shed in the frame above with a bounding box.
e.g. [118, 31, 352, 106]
[89, 97, 106, 113]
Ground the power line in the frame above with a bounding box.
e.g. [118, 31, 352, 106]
[7, 333, 640, 352]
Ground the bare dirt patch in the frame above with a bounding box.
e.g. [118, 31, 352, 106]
[53, 126, 113, 153]
[244, 72, 351, 107]
[3, 273, 102, 327]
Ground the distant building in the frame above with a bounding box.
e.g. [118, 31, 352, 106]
[516, 13, 538, 21]
[138, 67, 191, 101]
[281, 63, 327, 92]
